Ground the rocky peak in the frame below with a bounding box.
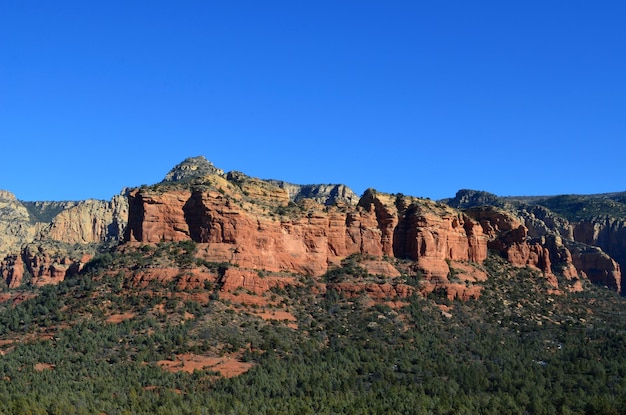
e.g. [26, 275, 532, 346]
[162, 156, 224, 183]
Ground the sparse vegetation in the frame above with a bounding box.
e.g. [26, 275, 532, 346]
[536, 194, 626, 221]
[322, 253, 369, 282]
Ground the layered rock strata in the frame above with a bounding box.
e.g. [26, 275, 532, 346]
[0, 190, 128, 288]
[125, 183, 489, 283]
[448, 189, 624, 293]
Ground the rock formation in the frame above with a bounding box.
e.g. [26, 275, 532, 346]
[0, 190, 39, 260]
[162, 155, 224, 183]
[125, 179, 489, 285]
[0, 190, 128, 288]
[267, 180, 359, 206]
[446, 189, 625, 293]
[41, 195, 128, 243]
[465, 206, 551, 273]
[2, 158, 625, 300]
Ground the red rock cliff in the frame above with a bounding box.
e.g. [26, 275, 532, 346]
[124, 181, 489, 281]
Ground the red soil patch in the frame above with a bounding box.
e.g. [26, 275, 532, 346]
[362, 299, 409, 309]
[34, 363, 55, 371]
[450, 261, 488, 282]
[222, 290, 298, 328]
[106, 312, 135, 323]
[38, 334, 55, 341]
[12, 293, 37, 305]
[220, 291, 272, 307]
[157, 353, 253, 378]
[153, 303, 166, 314]
[0, 293, 37, 306]
[0, 346, 15, 356]
[252, 309, 298, 328]
[255, 310, 296, 321]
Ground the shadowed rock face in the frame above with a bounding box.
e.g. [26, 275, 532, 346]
[574, 219, 626, 276]
[465, 207, 551, 273]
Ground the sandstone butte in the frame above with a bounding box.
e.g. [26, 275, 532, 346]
[0, 157, 622, 300]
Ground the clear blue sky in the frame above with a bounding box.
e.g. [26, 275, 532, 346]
[2, 1, 625, 201]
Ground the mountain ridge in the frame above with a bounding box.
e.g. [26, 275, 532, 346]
[0, 156, 624, 296]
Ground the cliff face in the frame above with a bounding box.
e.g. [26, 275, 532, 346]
[267, 180, 359, 206]
[0, 190, 39, 260]
[574, 218, 626, 273]
[2, 159, 625, 299]
[128, 172, 625, 300]
[447, 189, 625, 293]
[357, 191, 487, 278]
[41, 195, 128, 243]
[98, 165, 626, 298]
[0, 191, 128, 288]
[465, 206, 551, 273]
[125, 179, 489, 283]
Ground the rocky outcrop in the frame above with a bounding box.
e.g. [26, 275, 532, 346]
[519, 205, 574, 240]
[1, 243, 94, 288]
[0, 190, 38, 260]
[162, 156, 224, 183]
[125, 184, 489, 284]
[452, 192, 626, 294]
[41, 196, 128, 243]
[544, 235, 579, 279]
[574, 219, 626, 280]
[125, 188, 193, 243]
[465, 206, 551, 273]
[329, 282, 416, 301]
[358, 191, 487, 279]
[0, 190, 128, 288]
[267, 180, 359, 206]
[0, 254, 25, 288]
[442, 189, 504, 210]
[23, 243, 94, 286]
[564, 240, 621, 292]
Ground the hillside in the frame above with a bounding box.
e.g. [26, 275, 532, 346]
[0, 245, 625, 413]
[1, 156, 626, 412]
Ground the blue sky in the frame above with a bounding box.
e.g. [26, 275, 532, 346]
[2, 1, 625, 201]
